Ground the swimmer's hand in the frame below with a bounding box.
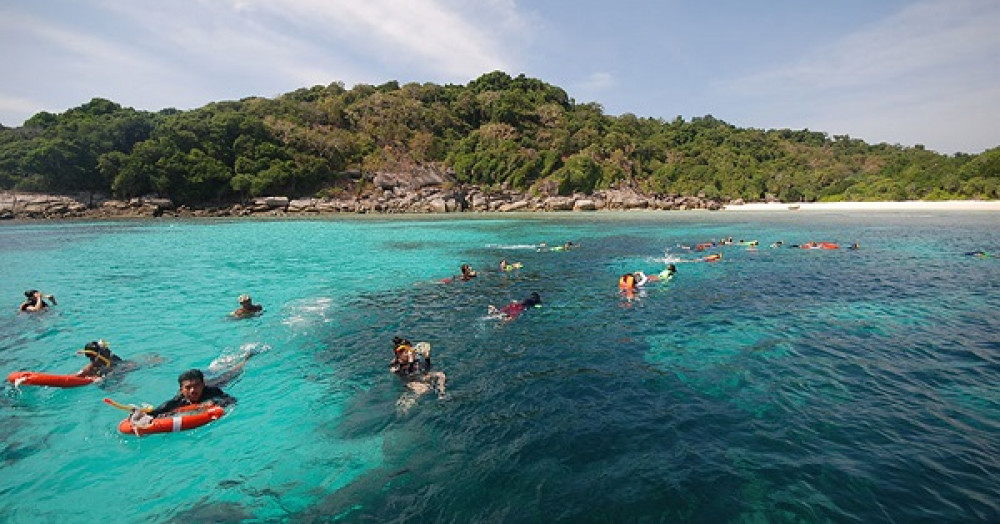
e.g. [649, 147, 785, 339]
[129, 408, 153, 429]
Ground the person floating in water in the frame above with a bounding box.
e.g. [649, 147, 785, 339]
[488, 292, 542, 321]
[19, 289, 56, 313]
[460, 264, 478, 281]
[440, 264, 478, 284]
[390, 336, 446, 411]
[76, 339, 127, 378]
[231, 294, 263, 318]
[643, 264, 677, 282]
[141, 354, 252, 419]
[499, 259, 523, 272]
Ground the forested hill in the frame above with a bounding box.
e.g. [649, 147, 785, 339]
[1, 71, 998, 206]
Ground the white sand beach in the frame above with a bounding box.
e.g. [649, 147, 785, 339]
[722, 201, 1000, 212]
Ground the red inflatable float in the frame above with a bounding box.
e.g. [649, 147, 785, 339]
[801, 242, 840, 250]
[7, 371, 97, 388]
[117, 403, 226, 436]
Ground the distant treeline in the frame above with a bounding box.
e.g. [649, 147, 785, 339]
[1, 71, 998, 205]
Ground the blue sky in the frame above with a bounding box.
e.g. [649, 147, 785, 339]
[2, 0, 997, 154]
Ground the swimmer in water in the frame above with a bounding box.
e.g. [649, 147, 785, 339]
[19, 289, 56, 313]
[488, 292, 541, 321]
[390, 336, 446, 411]
[76, 339, 126, 378]
[231, 294, 263, 318]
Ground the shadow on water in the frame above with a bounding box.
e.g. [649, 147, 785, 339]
[281, 255, 782, 523]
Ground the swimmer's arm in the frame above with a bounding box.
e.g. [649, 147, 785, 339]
[204, 389, 236, 408]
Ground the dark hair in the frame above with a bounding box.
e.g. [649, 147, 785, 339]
[523, 292, 541, 308]
[177, 369, 205, 385]
[24, 290, 37, 298]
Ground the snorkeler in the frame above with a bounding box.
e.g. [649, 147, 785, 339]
[390, 336, 446, 408]
[76, 339, 125, 378]
[19, 289, 56, 312]
[499, 259, 523, 272]
[488, 292, 541, 321]
[460, 264, 478, 281]
[146, 366, 243, 418]
[231, 294, 263, 318]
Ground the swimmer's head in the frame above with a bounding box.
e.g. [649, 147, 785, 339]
[238, 294, 251, 305]
[177, 368, 205, 385]
[524, 292, 541, 308]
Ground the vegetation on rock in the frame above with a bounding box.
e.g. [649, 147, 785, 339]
[1, 72, 997, 206]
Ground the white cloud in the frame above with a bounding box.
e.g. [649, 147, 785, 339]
[174, 0, 521, 80]
[739, 0, 999, 91]
[0, 0, 530, 124]
[720, 0, 1000, 153]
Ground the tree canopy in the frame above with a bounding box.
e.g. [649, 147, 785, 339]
[1, 72, 997, 205]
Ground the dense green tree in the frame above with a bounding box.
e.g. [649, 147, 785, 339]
[0, 75, 995, 204]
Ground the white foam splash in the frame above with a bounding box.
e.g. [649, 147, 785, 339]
[208, 342, 270, 373]
[282, 297, 335, 328]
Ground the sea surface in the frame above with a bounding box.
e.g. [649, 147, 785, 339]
[0, 212, 997, 523]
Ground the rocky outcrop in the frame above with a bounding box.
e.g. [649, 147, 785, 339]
[1, 180, 725, 220]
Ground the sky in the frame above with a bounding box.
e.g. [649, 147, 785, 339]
[1, 0, 998, 155]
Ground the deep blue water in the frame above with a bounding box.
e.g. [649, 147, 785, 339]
[1, 212, 998, 523]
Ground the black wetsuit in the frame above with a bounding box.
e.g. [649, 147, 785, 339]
[90, 354, 123, 377]
[149, 386, 236, 417]
[19, 299, 48, 312]
[392, 356, 432, 379]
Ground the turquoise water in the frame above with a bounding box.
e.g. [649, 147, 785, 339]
[1, 212, 998, 523]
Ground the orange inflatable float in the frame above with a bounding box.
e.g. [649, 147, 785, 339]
[7, 371, 98, 388]
[117, 403, 226, 436]
[801, 242, 839, 250]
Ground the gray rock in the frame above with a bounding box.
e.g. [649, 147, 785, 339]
[498, 201, 529, 212]
[429, 198, 448, 213]
[261, 196, 289, 209]
[288, 198, 317, 212]
[545, 197, 575, 211]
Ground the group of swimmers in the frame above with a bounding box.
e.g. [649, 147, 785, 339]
[14, 291, 265, 427]
[395, 257, 554, 410]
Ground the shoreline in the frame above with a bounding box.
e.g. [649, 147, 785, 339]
[3, 189, 999, 220]
[722, 200, 1000, 212]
